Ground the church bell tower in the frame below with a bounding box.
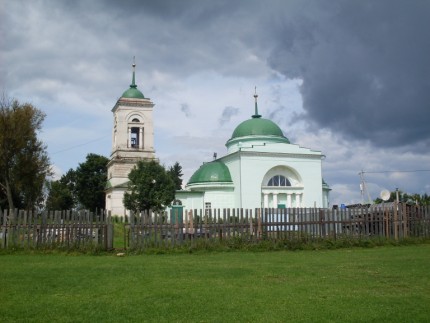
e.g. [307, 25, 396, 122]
[105, 61, 156, 215]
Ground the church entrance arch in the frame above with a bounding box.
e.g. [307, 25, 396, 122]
[261, 166, 304, 208]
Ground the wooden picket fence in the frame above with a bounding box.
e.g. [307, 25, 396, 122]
[0, 209, 113, 250]
[126, 204, 430, 250]
[2, 204, 429, 251]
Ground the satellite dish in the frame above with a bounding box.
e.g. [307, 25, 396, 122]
[380, 189, 390, 201]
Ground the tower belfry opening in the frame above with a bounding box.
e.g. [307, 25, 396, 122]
[130, 128, 137, 147]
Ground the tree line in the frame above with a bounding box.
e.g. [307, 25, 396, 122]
[46, 156, 182, 212]
[1, 96, 182, 212]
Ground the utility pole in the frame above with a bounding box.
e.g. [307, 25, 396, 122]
[359, 170, 372, 204]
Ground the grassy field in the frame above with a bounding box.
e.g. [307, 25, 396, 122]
[1, 245, 429, 322]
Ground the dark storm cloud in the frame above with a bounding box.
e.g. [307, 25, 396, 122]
[267, 0, 430, 149]
[3, 0, 430, 152]
[88, 0, 263, 78]
[218, 106, 239, 126]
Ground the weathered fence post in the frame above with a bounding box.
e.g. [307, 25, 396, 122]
[257, 208, 262, 239]
[394, 202, 399, 240]
[1, 209, 8, 248]
[106, 211, 113, 250]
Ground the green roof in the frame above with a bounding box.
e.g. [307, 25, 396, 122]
[322, 179, 331, 189]
[122, 87, 145, 99]
[231, 117, 287, 139]
[227, 92, 289, 143]
[105, 180, 129, 190]
[188, 161, 232, 184]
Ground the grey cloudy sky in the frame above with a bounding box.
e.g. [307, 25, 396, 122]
[1, 0, 429, 205]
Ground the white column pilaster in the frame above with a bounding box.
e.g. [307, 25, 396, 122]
[263, 194, 269, 208]
[296, 193, 301, 207]
[139, 128, 143, 149]
[287, 194, 292, 208]
[128, 127, 131, 148]
[273, 193, 278, 208]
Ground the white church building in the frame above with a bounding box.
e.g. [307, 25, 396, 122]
[176, 92, 331, 210]
[105, 63, 330, 216]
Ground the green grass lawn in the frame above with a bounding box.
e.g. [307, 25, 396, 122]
[1, 245, 429, 322]
[113, 222, 126, 249]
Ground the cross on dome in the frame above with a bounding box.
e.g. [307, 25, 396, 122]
[252, 86, 262, 119]
[131, 56, 137, 88]
[121, 58, 145, 99]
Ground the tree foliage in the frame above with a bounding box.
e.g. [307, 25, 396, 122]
[74, 154, 108, 211]
[168, 161, 183, 190]
[0, 96, 51, 210]
[123, 160, 175, 213]
[45, 154, 108, 212]
[45, 169, 77, 210]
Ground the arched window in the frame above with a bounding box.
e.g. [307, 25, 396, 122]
[132, 118, 140, 122]
[267, 175, 291, 187]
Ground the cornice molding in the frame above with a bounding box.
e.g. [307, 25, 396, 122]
[112, 99, 154, 111]
[221, 150, 323, 162]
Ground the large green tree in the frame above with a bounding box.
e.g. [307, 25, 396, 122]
[123, 160, 175, 213]
[168, 161, 183, 190]
[74, 154, 108, 211]
[0, 96, 51, 210]
[45, 169, 77, 210]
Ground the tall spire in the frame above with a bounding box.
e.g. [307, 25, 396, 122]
[252, 86, 262, 118]
[121, 57, 145, 99]
[131, 56, 137, 88]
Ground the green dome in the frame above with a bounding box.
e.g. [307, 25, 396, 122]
[227, 91, 290, 145]
[229, 117, 290, 143]
[188, 161, 232, 184]
[122, 86, 145, 99]
[228, 116, 290, 143]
